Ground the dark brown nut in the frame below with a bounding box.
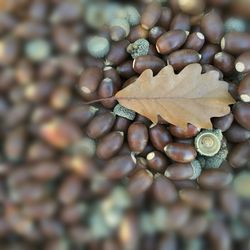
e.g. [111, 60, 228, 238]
[106, 40, 129, 66]
[148, 26, 165, 44]
[128, 122, 148, 154]
[104, 154, 136, 179]
[30, 161, 61, 181]
[135, 114, 151, 126]
[197, 169, 233, 189]
[31, 106, 55, 125]
[50, 86, 71, 110]
[53, 26, 80, 54]
[184, 32, 205, 51]
[110, 19, 130, 42]
[201, 64, 223, 80]
[170, 13, 191, 31]
[58, 176, 82, 205]
[180, 215, 208, 239]
[128, 169, 153, 195]
[224, 122, 250, 143]
[113, 117, 131, 133]
[78, 67, 103, 100]
[207, 221, 231, 250]
[27, 142, 55, 162]
[219, 189, 240, 217]
[98, 78, 117, 109]
[169, 124, 199, 138]
[60, 204, 86, 225]
[14, 21, 49, 38]
[235, 51, 250, 73]
[213, 52, 235, 75]
[207, 0, 231, 6]
[167, 49, 201, 71]
[117, 60, 135, 79]
[40, 219, 64, 238]
[167, 202, 191, 230]
[177, 0, 205, 15]
[179, 188, 213, 211]
[96, 131, 124, 160]
[4, 103, 30, 129]
[228, 140, 250, 168]
[28, 0, 47, 21]
[103, 66, 121, 89]
[212, 113, 234, 132]
[149, 124, 172, 152]
[141, 2, 162, 30]
[200, 10, 224, 44]
[40, 119, 81, 149]
[14, 182, 48, 203]
[82, 55, 104, 69]
[174, 138, 194, 145]
[50, 1, 82, 22]
[24, 80, 54, 102]
[233, 102, 250, 129]
[127, 25, 149, 43]
[66, 105, 98, 126]
[0, 68, 15, 92]
[86, 112, 115, 139]
[22, 200, 57, 220]
[164, 163, 194, 180]
[152, 174, 177, 204]
[200, 44, 221, 64]
[133, 55, 165, 74]
[221, 32, 250, 55]
[0, 36, 19, 66]
[238, 73, 250, 102]
[146, 151, 169, 173]
[158, 7, 172, 29]
[4, 127, 26, 162]
[156, 30, 188, 55]
[228, 82, 240, 101]
[231, 0, 250, 19]
[164, 143, 197, 163]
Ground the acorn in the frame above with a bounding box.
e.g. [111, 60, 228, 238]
[224, 17, 247, 33]
[110, 18, 130, 41]
[125, 6, 141, 26]
[127, 39, 150, 59]
[177, 0, 205, 15]
[25, 39, 51, 62]
[113, 104, 136, 121]
[86, 36, 110, 58]
[194, 129, 223, 157]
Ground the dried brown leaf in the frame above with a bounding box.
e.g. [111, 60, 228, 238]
[115, 64, 235, 129]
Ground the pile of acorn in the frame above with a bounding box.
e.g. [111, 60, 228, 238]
[0, 0, 250, 249]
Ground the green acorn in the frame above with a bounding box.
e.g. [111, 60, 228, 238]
[125, 6, 141, 26]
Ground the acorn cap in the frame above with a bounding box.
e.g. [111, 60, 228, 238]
[86, 36, 110, 58]
[195, 129, 222, 157]
[113, 104, 136, 120]
[125, 6, 140, 26]
[233, 171, 250, 199]
[189, 160, 202, 180]
[127, 38, 150, 59]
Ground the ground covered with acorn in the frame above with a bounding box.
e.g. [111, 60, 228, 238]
[0, 0, 250, 249]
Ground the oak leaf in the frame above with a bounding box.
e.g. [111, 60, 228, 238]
[115, 64, 235, 129]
